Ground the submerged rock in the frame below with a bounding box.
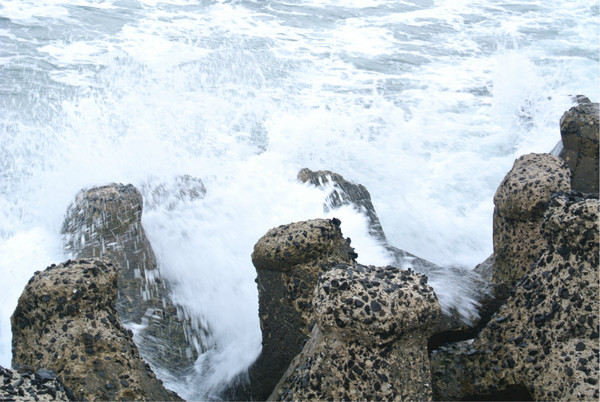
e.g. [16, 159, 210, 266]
[232, 218, 357, 400]
[62, 183, 204, 377]
[270, 263, 441, 401]
[11, 259, 182, 401]
[431, 193, 599, 400]
[558, 99, 599, 193]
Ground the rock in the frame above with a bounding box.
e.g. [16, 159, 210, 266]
[558, 100, 599, 193]
[298, 168, 487, 338]
[233, 218, 357, 400]
[298, 168, 387, 242]
[62, 183, 204, 376]
[10, 259, 182, 401]
[431, 193, 599, 400]
[270, 263, 441, 401]
[492, 153, 571, 300]
[0, 365, 74, 401]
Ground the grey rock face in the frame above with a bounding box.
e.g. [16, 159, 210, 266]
[270, 263, 441, 401]
[298, 168, 387, 242]
[62, 183, 204, 377]
[237, 218, 357, 401]
[558, 100, 599, 193]
[10, 259, 182, 401]
[431, 193, 599, 400]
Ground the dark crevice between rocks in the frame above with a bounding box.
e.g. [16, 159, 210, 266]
[462, 384, 534, 401]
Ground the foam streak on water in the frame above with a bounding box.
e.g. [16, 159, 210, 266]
[0, 0, 598, 398]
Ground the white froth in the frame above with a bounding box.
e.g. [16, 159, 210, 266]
[0, 0, 597, 399]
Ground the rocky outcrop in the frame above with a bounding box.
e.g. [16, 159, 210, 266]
[233, 218, 357, 400]
[298, 168, 486, 336]
[298, 168, 387, 242]
[558, 99, 599, 193]
[270, 263, 441, 401]
[11, 259, 182, 401]
[1, 366, 73, 400]
[431, 192, 599, 400]
[492, 153, 571, 300]
[62, 183, 204, 376]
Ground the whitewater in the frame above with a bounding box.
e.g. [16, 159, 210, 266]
[0, 0, 597, 399]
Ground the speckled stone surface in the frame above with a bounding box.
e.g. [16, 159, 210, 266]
[0, 366, 73, 400]
[558, 100, 599, 193]
[298, 168, 486, 335]
[492, 153, 571, 299]
[271, 263, 441, 401]
[62, 183, 202, 375]
[238, 218, 357, 401]
[11, 259, 182, 401]
[431, 193, 599, 400]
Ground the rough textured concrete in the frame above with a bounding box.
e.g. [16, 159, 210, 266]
[0, 366, 74, 401]
[236, 218, 357, 401]
[431, 193, 599, 401]
[271, 263, 441, 401]
[558, 100, 599, 193]
[492, 153, 571, 299]
[62, 183, 203, 376]
[11, 259, 182, 401]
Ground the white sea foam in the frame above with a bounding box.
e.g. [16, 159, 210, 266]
[0, 0, 597, 399]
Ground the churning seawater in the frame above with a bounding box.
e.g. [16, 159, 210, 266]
[0, 0, 598, 398]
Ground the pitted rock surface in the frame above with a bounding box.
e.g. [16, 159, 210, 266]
[558, 100, 599, 193]
[271, 263, 441, 401]
[298, 168, 486, 333]
[62, 183, 202, 375]
[492, 153, 571, 298]
[431, 194, 599, 401]
[237, 218, 357, 401]
[0, 366, 73, 401]
[11, 259, 182, 401]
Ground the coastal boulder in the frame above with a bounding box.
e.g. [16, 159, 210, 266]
[431, 193, 599, 400]
[558, 100, 599, 193]
[62, 183, 204, 375]
[492, 153, 571, 299]
[240, 218, 357, 400]
[11, 259, 182, 401]
[270, 263, 441, 401]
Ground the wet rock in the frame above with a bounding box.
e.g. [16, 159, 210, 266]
[298, 169, 487, 340]
[232, 218, 357, 400]
[11, 259, 182, 401]
[492, 153, 571, 300]
[558, 99, 599, 193]
[298, 168, 387, 242]
[62, 183, 204, 376]
[431, 194, 599, 401]
[270, 263, 441, 401]
[0, 365, 73, 401]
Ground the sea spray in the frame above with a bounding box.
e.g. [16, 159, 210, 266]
[0, 0, 597, 399]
